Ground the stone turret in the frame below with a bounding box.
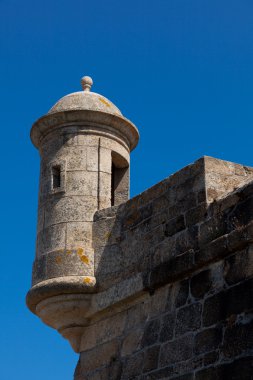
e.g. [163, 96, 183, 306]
[27, 77, 253, 379]
[26, 76, 139, 349]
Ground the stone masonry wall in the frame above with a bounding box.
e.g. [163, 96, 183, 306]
[75, 157, 253, 380]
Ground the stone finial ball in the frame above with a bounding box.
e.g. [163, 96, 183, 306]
[81, 76, 93, 92]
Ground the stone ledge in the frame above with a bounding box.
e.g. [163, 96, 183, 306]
[143, 221, 253, 293]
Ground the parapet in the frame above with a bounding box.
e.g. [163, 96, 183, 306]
[72, 156, 253, 379]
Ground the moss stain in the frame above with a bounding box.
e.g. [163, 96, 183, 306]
[83, 277, 92, 284]
[80, 255, 89, 264]
[99, 97, 111, 107]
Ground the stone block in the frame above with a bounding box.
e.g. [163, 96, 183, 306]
[141, 366, 174, 380]
[87, 146, 99, 171]
[65, 147, 87, 170]
[123, 203, 153, 230]
[78, 134, 99, 147]
[172, 356, 203, 377]
[185, 204, 208, 227]
[149, 285, 170, 318]
[152, 236, 176, 267]
[94, 244, 124, 278]
[195, 235, 228, 266]
[32, 255, 46, 285]
[121, 351, 144, 379]
[199, 214, 228, 247]
[143, 345, 160, 373]
[168, 159, 204, 188]
[203, 278, 253, 326]
[175, 226, 198, 255]
[98, 196, 111, 210]
[99, 147, 112, 173]
[152, 196, 170, 216]
[38, 176, 51, 203]
[79, 340, 119, 373]
[99, 172, 111, 198]
[37, 223, 66, 256]
[190, 269, 212, 299]
[222, 319, 253, 358]
[125, 300, 150, 331]
[40, 134, 64, 160]
[45, 195, 97, 226]
[175, 303, 202, 337]
[66, 222, 92, 246]
[167, 193, 197, 219]
[159, 334, 194, 367]
[80, 312, 126, 351]
[175, 279, 189, 308]
[224, 248, 253, 286]
[197, 189, 206, 204]
[66, 171, 97, 196]
[159, 312, 175, 342]
[228, 196, 253, 228]
[148, 250, 195, 290]
[164, 215, 185, 237]
[93, 216, 121, 247]
[203, 351, 219, 366]
[141, 318, 160, 348]
[121, 328, 143, 357]
[37, 205, 45, 233]
[46, 247, 94, 278]
[172, 375, 194, 380]
[194, 327, 222, 355]
[195, 356, 253, 380]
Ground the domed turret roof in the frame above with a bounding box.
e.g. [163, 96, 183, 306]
[48, 76, 122, 116]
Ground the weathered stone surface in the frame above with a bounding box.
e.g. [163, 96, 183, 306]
[141, 366, 174, 380]
[79, 340, 119, 373]
[66, 171, 97, 196]
[190, 269, 212, 299]
[121, 352, 144, 379]
[121, 328, 143, 357]
[175, 279, 189, 308]
[195, 356, 253, 380]
[222, 319, 253, 358]
[45, 195, 98, 226]
[143, 345, 160, 373]
[203, 278, 253, 326]
[80, 312, 126, 351]
[147, 250, 195, 290]
[159, 334, 194, 367]
[65, 147, 87, 170]
[224, 247, 253, 285]
[175, 303, 202, 336]
[159, 312, 175, 342]
[194, 327, 222, 355]
[36, 223, 66, 257]
[185, 204, 207, 226]
[164, 215, 185, 237]
[141, 318, 160, 348]
[203, 351, 219, 366]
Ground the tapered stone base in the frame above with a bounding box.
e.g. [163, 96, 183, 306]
[26, 275, 96, 313]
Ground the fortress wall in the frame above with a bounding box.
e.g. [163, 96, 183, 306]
[74, 157, 253, 379]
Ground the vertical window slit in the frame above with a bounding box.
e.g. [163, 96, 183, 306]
[52, 165, 61, 189]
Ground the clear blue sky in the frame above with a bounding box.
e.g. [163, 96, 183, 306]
[1, 0, 253, 378]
